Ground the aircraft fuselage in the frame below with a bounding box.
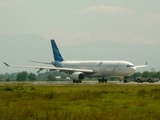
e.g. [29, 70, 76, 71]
[59, 60, 136, 77]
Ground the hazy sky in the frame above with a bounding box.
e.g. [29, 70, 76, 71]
[1, 0, 160, 46]
[1, 0, 160, 74]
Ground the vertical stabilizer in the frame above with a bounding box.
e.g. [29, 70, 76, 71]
[51, 40, 64, 62]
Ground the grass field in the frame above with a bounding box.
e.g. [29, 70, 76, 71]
[0, 82, 160, 120]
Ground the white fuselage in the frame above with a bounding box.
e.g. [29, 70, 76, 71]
[59, 60, 136, 77]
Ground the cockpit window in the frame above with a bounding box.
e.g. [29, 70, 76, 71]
[127, 65, 134, 67]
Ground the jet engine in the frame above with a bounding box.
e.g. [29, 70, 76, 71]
[70, 72, 85, 81]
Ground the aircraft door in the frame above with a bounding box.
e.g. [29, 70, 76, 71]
[117, 63, 122, 74]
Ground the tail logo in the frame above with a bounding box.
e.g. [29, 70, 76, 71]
[51, 40, 64, 62]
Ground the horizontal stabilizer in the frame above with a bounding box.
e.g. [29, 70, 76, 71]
[3, 62, 10, 67]
[135, 62, 148, 68]
[30, 61, 53, 65]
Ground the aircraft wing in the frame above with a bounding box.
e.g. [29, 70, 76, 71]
[3, 62, 94, 73]
[135, 62, 148, 68]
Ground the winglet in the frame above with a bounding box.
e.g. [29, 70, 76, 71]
[3, 62, 10, 67]
[145, 62, 148, 65]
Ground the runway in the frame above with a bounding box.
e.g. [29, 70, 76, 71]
[0, 80, 160, 85]
[31, 80, 160, 85]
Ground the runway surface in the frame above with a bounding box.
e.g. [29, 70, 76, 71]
[0, 80, 160, 85]
[26, 80, 160, 85]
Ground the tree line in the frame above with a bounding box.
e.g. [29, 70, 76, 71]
[0, 71, 160, 81]
[0, 71, 69, 82]
[129, 71, 160, 80]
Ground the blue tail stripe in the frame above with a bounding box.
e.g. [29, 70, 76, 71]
[51, 40, 64, 62]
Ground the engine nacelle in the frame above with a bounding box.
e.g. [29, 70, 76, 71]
[70, 72, 85, 80]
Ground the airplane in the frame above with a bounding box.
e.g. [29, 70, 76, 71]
[3, 39, 148, 83]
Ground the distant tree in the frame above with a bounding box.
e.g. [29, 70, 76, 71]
[156, 71, 160, 79]
[0, 74, 4, 80]
[37, 72, 49, 80]
[28, 73, 37, 81]
[148, 72, 157, 78]
[130, 72, 142, 80]
[17, 71, 28, 81]
[60, 72, 68, 79]
[141, 71, 150, 78]
[47, 74, 56, 81]
[6, 78, 10, 82]
[10, 73, 18, 80]
[17, 73, 21, 81]
[4, 73, 10, 80]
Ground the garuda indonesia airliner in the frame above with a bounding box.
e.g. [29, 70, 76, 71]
[4, 40, 147, 83]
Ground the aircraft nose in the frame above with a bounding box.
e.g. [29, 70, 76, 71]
[132, 67, 136, 73]
[127, 67, 136, 76]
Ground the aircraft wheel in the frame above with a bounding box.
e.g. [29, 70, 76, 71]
[148, 79, 152, 83]
[123, 79, 128, 83]
[137, 79, 141, 83]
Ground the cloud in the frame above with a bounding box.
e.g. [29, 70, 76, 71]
[146, 14, 160, 23]
[147, 14, 160, 19]
[109, 31, 149, 44]
[43, 29, 155, 47]
[77, 4, 134, 16]
[139, 13, 160, 25]
[0, 0, 25, 7]
[43, 30, 109, 47]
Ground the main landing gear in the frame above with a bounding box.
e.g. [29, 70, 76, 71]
[73, 80, 82, 83]
[121, 76, 130, 83]
[98, 77, 107, 83]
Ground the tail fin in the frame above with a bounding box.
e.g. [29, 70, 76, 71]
[51, 40, 64, 62]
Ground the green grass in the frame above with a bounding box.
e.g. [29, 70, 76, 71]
[0, 83, 160, 120]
